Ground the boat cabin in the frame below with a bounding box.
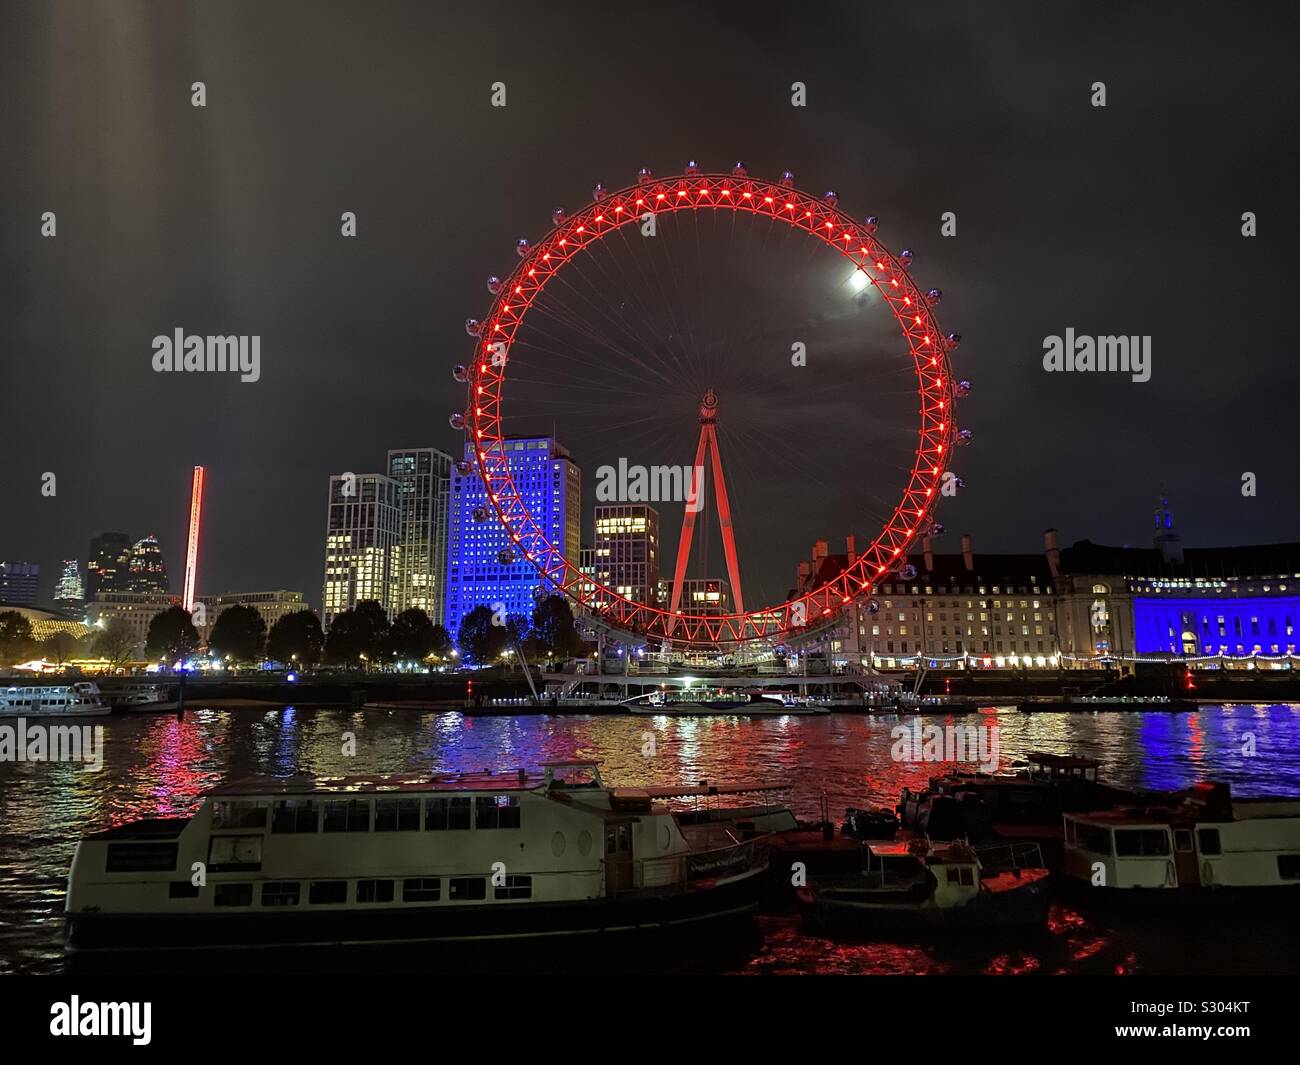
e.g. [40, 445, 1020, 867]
[1063, 783, 1300, 889]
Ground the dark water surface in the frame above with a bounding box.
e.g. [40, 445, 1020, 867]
[3, 703, 1299, 975]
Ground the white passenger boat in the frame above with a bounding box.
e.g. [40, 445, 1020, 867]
[64, 760, 773, 953]
[1, 681, 110, 718]
[1062, 781, 1300, 898]
[624, 690, 831, 716]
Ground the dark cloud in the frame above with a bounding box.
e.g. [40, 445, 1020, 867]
[1, 0, 1295, 611]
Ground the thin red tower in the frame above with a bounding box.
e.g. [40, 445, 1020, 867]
[182, 465, 205, 611]
[668, 388, 744, 630]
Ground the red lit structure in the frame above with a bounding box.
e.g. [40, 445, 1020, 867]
[182, 465, 205, 612]
[459, 168, 961, 647]
[668, 388, 744, 632]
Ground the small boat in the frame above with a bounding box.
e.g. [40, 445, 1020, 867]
[1062, 781, 1300, 901]
[897, 752, 1138, 839]
[64, 760, 773, 954]
[102, 682, 180, 714]
[796, 838, 1051, 930]
[1, 681, 111, 718]
[842, 806, 900, 841]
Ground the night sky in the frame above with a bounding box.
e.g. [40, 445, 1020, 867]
[3, 1, 1296, 613]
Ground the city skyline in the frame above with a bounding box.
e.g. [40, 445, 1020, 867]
[3, 4, 1298, 617]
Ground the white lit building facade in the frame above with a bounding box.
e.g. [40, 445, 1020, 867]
[322, 473, 400, 627]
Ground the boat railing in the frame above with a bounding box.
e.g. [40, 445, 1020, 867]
[604, 835, 770, 893]
[973, 840, 1044, 872]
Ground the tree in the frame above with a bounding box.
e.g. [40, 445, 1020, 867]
[0, 611, 34, 667]
[42, 630, 79, 666]
[92, 617, 137, 668]
[390, 608, 436, 663]
[352, 600, 391, 661]
[325, 609, 364, 666]
[428, 623, 454, 662]
[145, 605, 200, 662]
[526, 595, 589, 665]
[267, 609, 325, 667]
[457, 605, 509, 665]
[208, 604, 267, 665]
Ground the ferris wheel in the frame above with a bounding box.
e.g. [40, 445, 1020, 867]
[452, 162, 970, 650]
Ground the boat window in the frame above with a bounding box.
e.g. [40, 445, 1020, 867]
[105, 842, 179, 873]
[214, 883, 254, 907]
[959, 868, 974, 886]
[1197, 829, 1222, 856]
[449, 877, 487, 901]
[945, 868, 960, 884]
[476, 795, 522, 829]
[308, 881, 348, 904]
[1277, 855, 1300, 881]
[169, 881, 200, 898]
[261, 881, 301, 907]
[1072, 822, 1112, 855]
[323, 799, 371, 833]
[403, 877, 441, 902]
[272, 799, 319, 833]
[425, 796, 471, 830]
[606, 824, 632, 855]
[357, 879, 396, 903]
[207, 835, 263, 873]
[211, 801, 268, 829]
[495, 875, 532, 900]
[1174, 830, 1193, 852]
[374, 798, 420, 831]
[1114, 829, 1170, 857]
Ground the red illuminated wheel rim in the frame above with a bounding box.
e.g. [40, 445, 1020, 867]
[464, 171, 958, 647]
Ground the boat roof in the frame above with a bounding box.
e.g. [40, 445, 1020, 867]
[1027, 751, 1101, 771]
[611, 781, 788, 800]
[210, 770, 547, 797]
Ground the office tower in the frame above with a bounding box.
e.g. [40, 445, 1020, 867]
[86, 533, 132, 600]
[387, 447, 454, 623]
[321, 473, 400, 628]
[444, 436, 581, 637]
[593, 504, 659, 606]
[128, 535, 170, 594]
[54, 560, 85, 609]
[0, 562, 40, 606]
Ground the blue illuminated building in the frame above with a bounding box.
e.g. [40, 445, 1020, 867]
[444, 437, 581, 638]
[1132, 591, 1298, 656]
[1051, 500, 1300, 666]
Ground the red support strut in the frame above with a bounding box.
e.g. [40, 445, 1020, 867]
[669, 389, 745, 634]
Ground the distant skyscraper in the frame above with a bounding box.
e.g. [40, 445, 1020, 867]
[128, 535, 169, 593]
[87, 533, 132, 600]
[593, 504, 660, 606]
[387, 447, 454, 624]
[0, 562, 40, 606]
[444, 437, 581, 637]
[54, 560, 85, 609]
[322, 472, 400, 628]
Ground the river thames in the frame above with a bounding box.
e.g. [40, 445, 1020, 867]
[3, 704, 1299, 975]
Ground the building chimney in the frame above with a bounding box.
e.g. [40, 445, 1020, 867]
[1044, 528, 1061, 578]
[961, 533, 974, 572]
[846, 534, 856, 567]
[923, 536, 934, 572]
[813, 539, 828, 564]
